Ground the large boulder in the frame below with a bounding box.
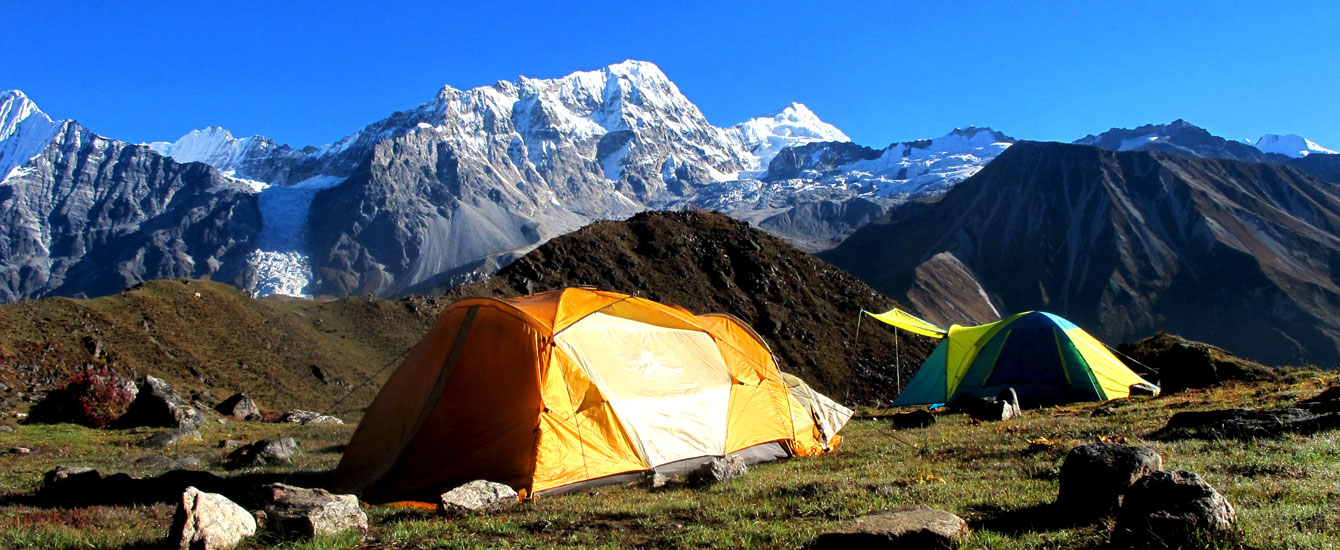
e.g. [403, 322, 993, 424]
[115, 376, 204, 430]
[214, 394, 261, 421]
[226, 437, 299, 468]
[1117, 332, 1273, 393]
[1055, 443, 1163, 520]
[1112, 470, 1237, 549]
[260, 483, 367, 538]
[812, 505, 968, 549]
[438, 480, 518, 517]
[168, 486, 257, 550]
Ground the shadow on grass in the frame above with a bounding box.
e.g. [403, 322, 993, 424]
[0, 468, 335, 510]
[967, 502, 1095, 535]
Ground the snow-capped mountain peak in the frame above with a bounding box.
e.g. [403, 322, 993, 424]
[1, 90, 64, 182]
[1253, 133, 1337, 158]
[734, 102, 850, 175]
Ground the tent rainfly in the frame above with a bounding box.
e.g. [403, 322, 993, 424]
[866, 308, 1158, 406]
[335, 288, 852, 501]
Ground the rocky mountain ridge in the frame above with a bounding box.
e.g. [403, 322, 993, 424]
[823, 140, 1340, 368]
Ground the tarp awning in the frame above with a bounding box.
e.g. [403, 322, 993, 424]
[863, 308, 947, 338]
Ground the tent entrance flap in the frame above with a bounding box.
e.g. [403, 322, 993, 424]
[863, 308, 947, 338]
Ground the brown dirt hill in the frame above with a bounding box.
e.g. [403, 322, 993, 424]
[440, 210, 936, 404]
[0, 279, 441, 416]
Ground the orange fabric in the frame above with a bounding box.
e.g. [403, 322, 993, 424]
[365, 306, 544, 501]
[333, 305, 473, 494]
[336, 288, 846, 501]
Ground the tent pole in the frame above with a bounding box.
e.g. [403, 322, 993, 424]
[895, 327, 901, 391]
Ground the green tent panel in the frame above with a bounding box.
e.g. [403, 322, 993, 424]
[889, 311, 1157, 406]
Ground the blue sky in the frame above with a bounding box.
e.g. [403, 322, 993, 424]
[3, 1, 1337, 150]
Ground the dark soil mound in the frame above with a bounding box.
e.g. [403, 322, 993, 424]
[1118, 332, 1276, 393]
[442, 210, 935, 403]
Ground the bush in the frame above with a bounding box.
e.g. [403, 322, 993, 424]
[28, 367, 137, 428]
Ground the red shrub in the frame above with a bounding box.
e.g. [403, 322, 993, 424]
[30, 367, 137, 428]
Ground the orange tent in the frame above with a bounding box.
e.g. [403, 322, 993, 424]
[334, 288, 850, 501]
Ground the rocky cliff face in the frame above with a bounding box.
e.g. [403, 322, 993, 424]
[0, 110, 261, 302]
[824, 141, 1340, 367]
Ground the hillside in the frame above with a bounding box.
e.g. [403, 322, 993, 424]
[443, 210, 935, 403]
[0, 279, 440, 416]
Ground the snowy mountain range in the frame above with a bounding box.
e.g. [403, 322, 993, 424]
[0, 61, 1335, 303]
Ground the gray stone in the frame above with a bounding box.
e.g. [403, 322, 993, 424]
[1164, 407, 1340, 438]
[688, 454, 748, 486]
[137, 428, 201, 449]
[261, 483, 367, 538]
[116, 376, 205, 430]
[1113, 470, 1237, 549]
[278, 410, 343, 425]
[1128, 383, 1159, 397]
[438, 480, 519, 517]
[1055, 443, 1164, 520]
[813, 505, 968, 549]
[645, 472, 671, 490]
[218, 439, 242, 450]
[0, 425, 13, 433]
[226, 437, 299, 468]
[214, 394, 261, 421]
[169, 486, 256, 550]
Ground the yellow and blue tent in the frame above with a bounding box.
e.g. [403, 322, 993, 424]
[867, 309, 1157, 405]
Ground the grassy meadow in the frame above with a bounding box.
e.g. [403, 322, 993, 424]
[0, 371, 1336, 549]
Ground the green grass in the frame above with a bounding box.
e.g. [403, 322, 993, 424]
[1, 376, 1339, 549]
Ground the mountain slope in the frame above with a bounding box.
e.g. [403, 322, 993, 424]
[442, 210, 935, 402]
[0, 279, 440, 415]
[823, 141, 1340, 367]
[0, 100, 263, 302]
[1074, 120, 1278, 163]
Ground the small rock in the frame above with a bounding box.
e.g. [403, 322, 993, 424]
[215, 394, 261, 421]
[645, 472, 671, 490]
[1128, 383, 1159, 397]
[688, 454, 747, 486]
[813, 505, 968, 549]
[227, 437, 299, 468]
[1055, 443, 1163, 520]
[218, 439, 242, 450]
[133, 455, 174, 471]
[170, 457, 202, 470]
[1112, 470, 1237, 549]
[261, 483, 367, 538]
[438, 480, 519, 517]
[1091, 407, 1117, 417]
[0, 425, 13, 433]
[170, 486, 256, 550]
[137, 428, 201, 449]
[191, 390, 216, 411]
[130, 426, 151, 434]
[278, 410, 343, 425]
[41, 466, 102, 503]
[10, 446, 31, 455]
[890, 410, 937, 429]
